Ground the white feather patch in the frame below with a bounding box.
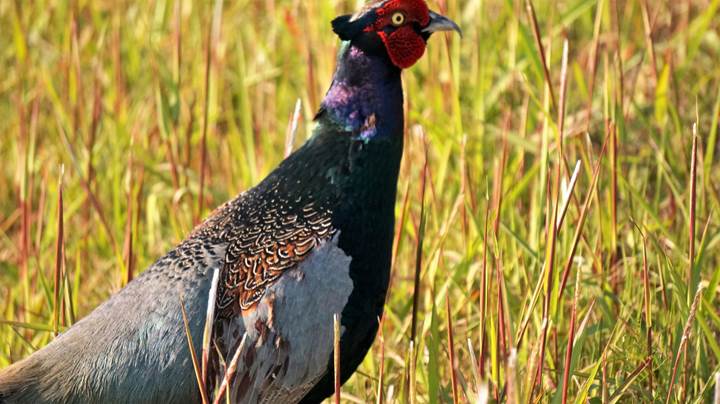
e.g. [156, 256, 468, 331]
[219, 233, 353, 403]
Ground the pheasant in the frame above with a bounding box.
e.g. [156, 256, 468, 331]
[0, 1, 460, 402]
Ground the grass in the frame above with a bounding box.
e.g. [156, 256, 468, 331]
[1, 0, 720, 402]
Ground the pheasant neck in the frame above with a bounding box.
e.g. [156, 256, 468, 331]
[321, 42, 404, 142]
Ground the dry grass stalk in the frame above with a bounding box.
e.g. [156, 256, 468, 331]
[410, 135, 428, 346]
[524, 0, 556, 112]
[558, 129, 611, 300]
[665, 286, 705, 404]
[334, 313, 341, 404]
[53, 165, 65, 337]
[285, 99, 302, 158]
[560, 271, 581, 404]
[180, 295, 210, 404]
[533, 38, 569, 398]
[446, 295, 459, 404]
[212, 333, 248, 404]
[376, 316, 385, 404]
[202, 268, 220, 389]
[198, 0, 224, 224]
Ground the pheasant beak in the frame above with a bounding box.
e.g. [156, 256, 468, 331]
[422, 11, 462, 37]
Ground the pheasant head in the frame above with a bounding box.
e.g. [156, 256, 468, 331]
[331, 0, 462, 69]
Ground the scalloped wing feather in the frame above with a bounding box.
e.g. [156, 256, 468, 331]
[216, 233, 353, 403]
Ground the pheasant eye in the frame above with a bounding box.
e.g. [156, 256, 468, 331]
[391, 12, 405, 26]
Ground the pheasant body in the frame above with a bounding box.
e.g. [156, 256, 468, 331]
[213, 41, 404, 402]
[0, 1, 460, 402]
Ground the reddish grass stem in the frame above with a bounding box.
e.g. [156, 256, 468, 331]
[53, 166, 65, 337]
[584, 0, 604, 131]
[492, 116, 510, 374]
[525, 0, 556, 113]
[610, 119, 618, 271]
[478, 199, 490, 379]
[123, 142, 135, 286]
[560, 273, 579, 404]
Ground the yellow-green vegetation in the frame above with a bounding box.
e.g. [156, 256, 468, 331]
[1, 0, 720, 402]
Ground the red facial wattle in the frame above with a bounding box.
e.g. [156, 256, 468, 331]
[377, 28, 427, 69]
[364, 0, 432, 69]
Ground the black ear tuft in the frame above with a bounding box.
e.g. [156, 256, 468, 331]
[332, 15, 361, 41]
[332, 11, 377, 41]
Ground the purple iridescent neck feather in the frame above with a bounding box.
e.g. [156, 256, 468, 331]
[320, 43, 404, 141]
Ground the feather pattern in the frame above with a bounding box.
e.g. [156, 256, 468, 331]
[0, 10, 410, 403]
[216, 233, 353, 403]
[216, 192, 337, 313]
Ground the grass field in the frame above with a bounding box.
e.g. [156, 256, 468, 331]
[1, 0, 720, 402]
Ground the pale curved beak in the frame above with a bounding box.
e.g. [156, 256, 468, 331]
[422, 11, 462, 37]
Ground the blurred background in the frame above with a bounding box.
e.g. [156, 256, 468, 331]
[1, 0, 719, 402]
